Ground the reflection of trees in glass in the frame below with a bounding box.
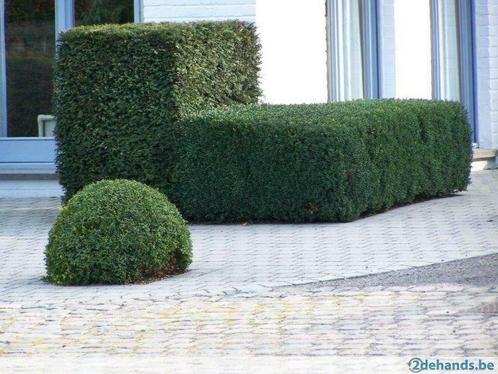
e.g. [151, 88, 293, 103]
[6, 0, 54, 22]
[4, 0, 133, 136]
[76, 0, 134, 25]
[7, 57, 53, 137]
[6, 0, 54, 137]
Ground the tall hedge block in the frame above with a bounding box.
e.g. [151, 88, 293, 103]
[172, 100, 472, 222]
[54, 21, 260, 198]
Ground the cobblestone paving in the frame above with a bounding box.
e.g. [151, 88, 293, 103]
[0, 171, 497, 304]
[1, 282, 497, 357]
[0, 171, 497, 371]
[0, 256, 497, 371]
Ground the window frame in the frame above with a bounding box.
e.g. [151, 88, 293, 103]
[0, 0, 142, 166]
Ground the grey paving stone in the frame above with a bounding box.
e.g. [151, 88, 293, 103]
[0, 171, 496, 366]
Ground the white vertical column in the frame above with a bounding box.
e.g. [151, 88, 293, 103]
[256, 0, 328, 104]
[394, 0, 432, 99]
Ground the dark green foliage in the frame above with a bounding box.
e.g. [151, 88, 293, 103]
[172, 100, 472, 222]
[55, 22, 471, 223]
[7, 0, 54, 22]
[55, 21, 260, 198]
[75, 0, 133, 26]
[45, 179, 192, 285]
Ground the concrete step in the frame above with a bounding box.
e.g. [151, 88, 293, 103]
[472, 148, 497, 171]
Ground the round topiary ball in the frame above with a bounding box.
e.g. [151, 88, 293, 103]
[45, 179, 192, 285]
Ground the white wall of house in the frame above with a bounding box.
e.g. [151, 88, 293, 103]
[475, 0, 498, 149]
[393, 0, 432, 99]
[142, 0, 255, 23]
[255, 0, 328, 104]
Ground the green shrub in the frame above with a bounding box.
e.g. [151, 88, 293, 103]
[171, 100, 472, 222]
[45, 179, 192, 285]
[54, 21, 260, 199]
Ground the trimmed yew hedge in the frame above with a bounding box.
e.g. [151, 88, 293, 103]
[54, 21, 260, 198]
[54, 22, 471, 223]
[171, 100, 472, 222]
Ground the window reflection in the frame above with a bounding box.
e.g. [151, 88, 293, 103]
[6, 0, 55, 137]
[75, 0, 133, 26]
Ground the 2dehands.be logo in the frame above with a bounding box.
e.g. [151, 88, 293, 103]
[408, 358, 495, 372]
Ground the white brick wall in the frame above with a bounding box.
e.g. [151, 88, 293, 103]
[475, 0, 498, 149]
[256, 0, 327, 104]
[143, 0, 255, 23]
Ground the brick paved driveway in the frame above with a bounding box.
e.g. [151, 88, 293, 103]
[0, 171, 497, 372]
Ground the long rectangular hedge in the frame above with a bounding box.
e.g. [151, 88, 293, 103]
[54, 21, 260, 198]
[171, 100, 472, 222]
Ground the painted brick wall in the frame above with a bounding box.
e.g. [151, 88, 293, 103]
[142, 0, 255, 23]
[475, 0, 498, 149]
[256, 0, 327, 104]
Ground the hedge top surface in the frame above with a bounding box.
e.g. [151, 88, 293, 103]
[180, 99, 466, 128]
[45, 179, 192, 285]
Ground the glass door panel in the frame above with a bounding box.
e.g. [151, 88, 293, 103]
[437, 0, 460, 101]
[5, 0, 55, 137]
[0, 0, 137, 167]
[339, 0, 364, 101]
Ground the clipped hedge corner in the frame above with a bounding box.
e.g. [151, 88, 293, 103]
[171, 100, 472, 222]
[54, 21, 260, 199]
[45, 179, 192, 285]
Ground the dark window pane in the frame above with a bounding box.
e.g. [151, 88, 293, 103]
[6, 0, 55, 137]
[75, 0, 134, 26]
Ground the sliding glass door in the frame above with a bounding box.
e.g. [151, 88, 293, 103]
[5, 0, 55, 138]
[0, 0, 136, 168]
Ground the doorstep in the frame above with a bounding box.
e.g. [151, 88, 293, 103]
[0, 162, 57, 180]
[472, 148, 497, 171]
[0, 163, 62, 198]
